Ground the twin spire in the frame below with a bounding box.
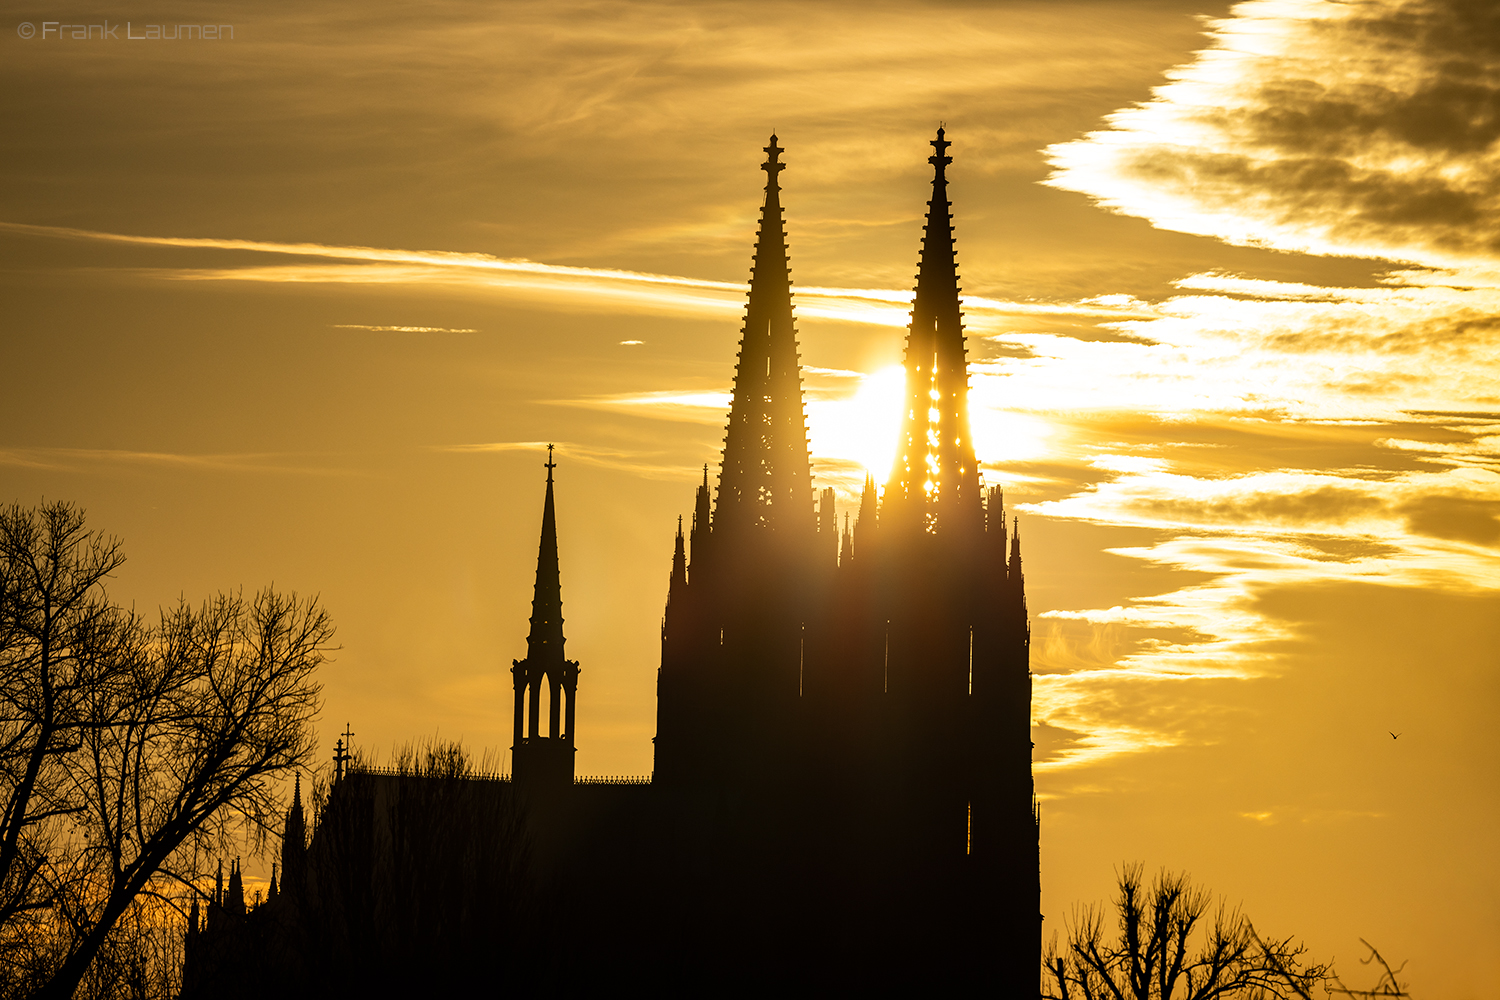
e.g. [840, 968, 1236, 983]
[710, 128, 980, 542]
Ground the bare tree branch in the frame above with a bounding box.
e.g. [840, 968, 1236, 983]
[1325, 939, 1412, 998]
[1043, 865, 1332, 1000]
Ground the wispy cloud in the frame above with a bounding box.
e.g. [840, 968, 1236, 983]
[0, 221, 1162, 329]
[332, 324, 479, 333]
[1020, 433, 1500, 769]
[430, 440, 700, 481]
[0, 448, 357, 477]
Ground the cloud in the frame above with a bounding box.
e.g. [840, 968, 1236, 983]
[1019, 424, 1500, 768]
[1045, 0, 1500, 271]
[1029, 461, 1500, 559]
[564, 391, 733, 425]
[0, 221, 1165, 329]
[1400, 494, 1500, 543]
[975, 276, 1500, 425]
[332, 324, 479, 333]
[0, 448, 355, 476]
[431, 440, 700, 481]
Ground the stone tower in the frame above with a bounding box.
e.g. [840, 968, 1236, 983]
[511, 446, 579, 792]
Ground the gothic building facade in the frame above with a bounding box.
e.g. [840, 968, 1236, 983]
[654, 129, 1040, 980]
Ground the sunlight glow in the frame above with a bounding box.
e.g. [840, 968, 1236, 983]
[805, 364, 906, 483]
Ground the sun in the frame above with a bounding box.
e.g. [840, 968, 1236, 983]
[806, 364, 907, 487]
[808, 364, 1052, 497]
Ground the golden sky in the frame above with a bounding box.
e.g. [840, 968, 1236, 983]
[3, 0, 1496, 992]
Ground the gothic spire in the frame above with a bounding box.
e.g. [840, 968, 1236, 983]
[526, 444, 566, 666]
[690, 463, 711, 570]
[227, 858, 244, 916]
[986, 484, 1009, 566]
[280, 773, 306, 897]
[714, 135, 815, 540]
[670, 515, 687, 594]
[819, 487, 837, 565]
[852, 472, 879, 559]
[886, 127, 981, 533]
[511, 450, 580, 785]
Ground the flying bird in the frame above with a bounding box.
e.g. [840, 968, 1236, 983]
[1390, 732, 1401, 740]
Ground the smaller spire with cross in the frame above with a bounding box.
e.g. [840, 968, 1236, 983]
[511, 446, 580, 791]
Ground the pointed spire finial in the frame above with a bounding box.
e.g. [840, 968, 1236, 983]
[670, 513, 687, 594]
[930, 126, 952, 169]
[763, 134, 785, 175]
[545, 443, 556, 483]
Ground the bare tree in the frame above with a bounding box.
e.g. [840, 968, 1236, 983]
[0, 502, 136, 948]
[0, 502, 333, 999]
[1044, 864, 1331, 1000]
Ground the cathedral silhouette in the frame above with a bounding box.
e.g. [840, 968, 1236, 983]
[182, 130, 1040, 995]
